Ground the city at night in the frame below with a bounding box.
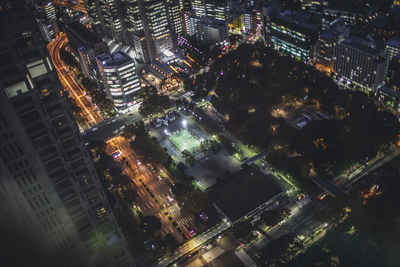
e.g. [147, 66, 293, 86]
[1, 0, 400, 266]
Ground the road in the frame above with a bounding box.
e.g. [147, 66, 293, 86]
[106, 136, 201, 244]
[82, 112, 142, 143]
[47, 34, 103, 126]
[244, 200, 325, 263]
[154, 219, 231, 267]
[53, 0, 87, 14]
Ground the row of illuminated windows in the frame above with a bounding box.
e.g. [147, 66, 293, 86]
[271, 24, 306, 41]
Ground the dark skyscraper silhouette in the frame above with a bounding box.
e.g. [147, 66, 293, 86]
[0, 1, 135, 266]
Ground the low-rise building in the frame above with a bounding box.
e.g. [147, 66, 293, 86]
[210, 169, 283, 224]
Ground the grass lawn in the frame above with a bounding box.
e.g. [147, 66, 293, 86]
[169, 129, 201, 153]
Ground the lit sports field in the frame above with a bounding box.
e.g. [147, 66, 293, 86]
[168, 129, 201, 153]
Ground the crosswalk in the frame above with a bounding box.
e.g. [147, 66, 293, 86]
[147, 180, 164, 190]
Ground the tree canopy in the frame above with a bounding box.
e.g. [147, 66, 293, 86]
[139, 86, 170, 117]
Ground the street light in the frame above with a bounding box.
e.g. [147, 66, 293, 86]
[182, 119, 187, 127]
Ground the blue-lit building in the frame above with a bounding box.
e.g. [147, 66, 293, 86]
[267, 11, 319, 63]
[96, 51, 141, 113]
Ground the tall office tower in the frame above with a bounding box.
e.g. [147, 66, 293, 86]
[126, 0, 174, 63]
[143, 0, 174, 58]
[191, 0, 226, 20]
[187, 14, 201, 36]
[96, 51, 141, 113]
[179, 0, 192, 11]
[100, 0, 125, 42]
[32, 0, 59, 41]
[206, 0, 226, 20]
[192, 0, 207, 17]
[86, 0, 104, 35]
[334, 36, 386, 91]
[0, 4, 135, 267]
[167, 0, 184, 38]
[125, 0, 147, 62]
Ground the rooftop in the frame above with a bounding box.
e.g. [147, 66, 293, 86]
[273, 11, 319, 34]
[379, 86, 400, 98]
[210, 167, 282, 223]
[97, 51, 132, 67]
[198, 17, 227, 27]
[320, 30, 339, 41]
[341, 36, 382, 57]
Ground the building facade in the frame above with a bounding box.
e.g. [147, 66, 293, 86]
[125, 0, 174, 63]
[316, 21, 349, 74]
[196, 17, 229, 46]
[191, 0, 226, 20]
[0, 4, 134, 267]
[65, 22, 110, 78]
[334, 36, 386, 91]
[385, 38, 400, 74]
[96, 51, 141, 113]
[267, 12, 319, 62]
[167, 0, 184, 38]
[32, 0, 59, 41]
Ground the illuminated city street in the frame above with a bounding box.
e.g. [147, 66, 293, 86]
[3, 1, 400, 267]
[106, 136, 201, 243]
[47, 34, 103, 126]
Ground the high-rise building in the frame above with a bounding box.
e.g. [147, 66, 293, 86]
[179, 0, 192, 11]
[125, 0, 174, 63]
[66, 22, 110, 78]
[96, 51, 141, 113]
[100, 0, 125, 42]
[334, 36, 386, 91]
[0, 4, 135, 267]
[205, 0, 226, 21]
[86, 0, 105, 35]
[167, 0, 184, 38]
[187, 14, 201, 36]
[143, 0, 174, 58]
[192, 0, 207, 17]
[85, 0, 127, 42]
[267, 11, 319, 62]
[87, 0, 175, 63]
[191, 0, 226, 20]
[32, 0, 59, 41]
